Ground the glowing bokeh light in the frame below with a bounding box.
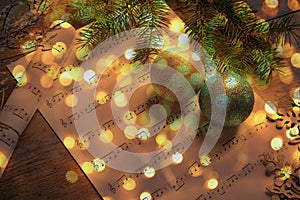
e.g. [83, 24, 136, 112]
[52, 42, 67, 58]
[12, 65, 25, 77]
[41, 51, 54, 65]
[125, 49, 136, 60]
[291, 53, 300, 68]
[265, 0, 278, 8]
[76, 46, 90, 61]
[83, 69, 96, 84]
[144, 166, 156, 178]
[270, 136, 283, 151]
[124, 125, 138, 139]
[15, 71, 27, 86]
[207, 178, 218, 190]
[65, 170, 78, 183]
[137, 128, 150, 140]
[40, 74, 53, 89]
[96, 91, 110, 105]
[113, 91, 127, 107]
[169, 118, 181, 131]
[59, 71, 72, 86]
[140, 192, 152, 200]
[123, 111, 137, 125]
[70, 67, 84, 82]
[65, 94, 78, 107]
[99, 130, 114, 143]
[278, 67, 294, 84]
[172, 152, 183, 164]
[0, 152, 7, 168]
[123, 178, 136, 191]
[92, 158, 106, 172]
[281, 43, 295, 58]
[200, 155, 212, 167]
[264, 101, 277, 114]
[169, 18, 185, 33]
[156, 133, 167, 146]
[82, 162, 94, 174]
[64, 137, 75, 149]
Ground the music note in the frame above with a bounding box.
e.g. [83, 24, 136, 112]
[60, 118, 67, 128]
[12, 108, 29, 121]
[108, 183, 116, 194]
[224, 175, 239, 188]
[82, 131, 94, 143]
[0, 130, 16, 147]
[184, 101, 198, 113]
[196, 194, 207, 200]
[67, 112, 81, 124]
[134, 104, 146, 115]
[31, 87, 43, 101]
[171, 177, 185, 191]
[102, 151, 117, 163]
[137, 73, 150, 83]
[52, 92, 64, 103]
[222, 137, 240, 151]
[216, 186, 226, 195]
[151, 188, 164, 199]
[103, 120, 115, 130]
[116, 175, 129, 188]
[188, 161, 202, 177]
[239, 163, 254, 177]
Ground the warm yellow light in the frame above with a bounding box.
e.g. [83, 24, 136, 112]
[288, 0, 300, 11]
[172, 152, 183, 164]
[15, 71, 27, 86]
[207, 178, 218, 190]
[40, 74, 53, 89]
[60, 21, 72, 29]
[169, 118, 181, 131]
[64, 137, 75, 149]
[96, 91, 110, 105]
[162, 139, 172, 151]
[253, 110, 267, 125]
[92, 158, 106, 172]
[82, 162, 94, 174]
[169, 19, 185, 33]
[140, 192, 152, 200]
[124, 126, 138, 139]
[47, 64, 60, 79]
[65, 94, 78, 107]
[41, 50, 54, 65]
[286, 127, 299, 139]
[271, 136, 283, 151]
[156, 133, 167, 146]
[12, 65, 25, 77]
[65, 170, 78, 183]
[200, 155, 212, 167]
[144, 166, 155, 178]
[125, 49, 136, 60]
[76, 46, 90, 61]
[291, 53, 300, 68]
[292, 149, 300, 161]
[83, 69, 96, 84]
[120, 63, 131, 75]
[59, 71, 72, 86]
[99, 130, 114, 143]
[71, 67, 84, 81]
[103, 197, 113, 200]
[123, 178, 136, 191]
[137, 128, 150, 140]
[106, 55, 117, 66]
[123, 111, 137, 125]
[113, 91, 127, 107]
[52, 42, 67, 58]
[0, 152, 7, 168]
[265, 0, 278, 8]
[264, 101, 277, 114]
[279, 166, 293, 180]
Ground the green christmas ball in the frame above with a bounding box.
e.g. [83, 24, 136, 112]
[199, 72, 254, 127]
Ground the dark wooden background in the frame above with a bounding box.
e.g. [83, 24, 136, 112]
[0, 0, 299, 199]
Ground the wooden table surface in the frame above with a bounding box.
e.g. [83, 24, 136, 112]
[0, 1, 300, 199]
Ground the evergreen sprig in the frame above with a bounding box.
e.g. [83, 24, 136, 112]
[184, 0, 300, 82]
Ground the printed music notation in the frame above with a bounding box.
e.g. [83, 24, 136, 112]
[147, 120, 271, 200]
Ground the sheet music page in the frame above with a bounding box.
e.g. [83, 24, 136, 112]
[5, 9, 299, 200]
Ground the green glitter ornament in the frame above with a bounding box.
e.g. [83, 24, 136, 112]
[199, 72, 254, 127]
